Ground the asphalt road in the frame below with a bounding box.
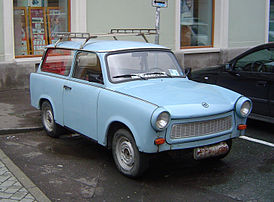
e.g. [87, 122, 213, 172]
[0, 119, 273, 202]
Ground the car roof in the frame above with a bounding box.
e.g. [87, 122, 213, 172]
[47, 40, 170, 52]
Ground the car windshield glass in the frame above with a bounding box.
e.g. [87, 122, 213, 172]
[107, 50, 184, 82]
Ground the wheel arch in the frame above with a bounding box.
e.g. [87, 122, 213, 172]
[106, 121, 133, 150]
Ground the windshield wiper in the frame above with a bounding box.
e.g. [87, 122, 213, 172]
[113, 74, 147, 80]
[143, 72, 173, 78]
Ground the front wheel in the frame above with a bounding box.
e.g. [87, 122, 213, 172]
[112, 129, 148, 178]
[41, 101, 64, 138]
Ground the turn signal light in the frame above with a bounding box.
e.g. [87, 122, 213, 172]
[238, 124, 247, 130]
[154, 138, 166, 145]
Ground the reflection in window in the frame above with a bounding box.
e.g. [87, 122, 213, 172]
[73, 52, 103, 84]
[180, 0, 213, 48]
[41, 48, 74, 76]
[234, 48, 274, 73]
[13, 0, 70, 57]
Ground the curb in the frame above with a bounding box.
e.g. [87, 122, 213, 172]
[0, 126, 43, 135]
[0, 148, 51, 202]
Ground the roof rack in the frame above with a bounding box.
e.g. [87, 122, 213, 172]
[51, 28, 157, 48]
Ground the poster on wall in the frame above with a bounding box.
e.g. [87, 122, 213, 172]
[14, 7, 30, 56]
[47, 7, 67, 44]
[28, 0, 44, 7]
[29, 7, 48, 55]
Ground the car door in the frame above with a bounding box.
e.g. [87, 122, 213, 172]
[268, 65, 274, 120]
[63, 51, 104, 140]
[217, 47, 273, 117]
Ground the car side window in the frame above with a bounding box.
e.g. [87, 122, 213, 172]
[73, 51, 103, 84]
[234, 48, 274, 73]
[41, 48, 74, 76]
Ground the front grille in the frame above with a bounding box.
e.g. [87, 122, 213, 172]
[170, 116, 232, 139]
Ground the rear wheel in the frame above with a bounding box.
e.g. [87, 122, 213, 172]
[41, 101, 64, 138]
[112, 128, 148, 178]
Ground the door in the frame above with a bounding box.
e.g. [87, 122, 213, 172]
[268, 70, 274, 120]
[63, 51, 104, 140]
[217, 47, 274, 117]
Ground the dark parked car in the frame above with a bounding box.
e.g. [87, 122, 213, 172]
[189, 43, 274, 123]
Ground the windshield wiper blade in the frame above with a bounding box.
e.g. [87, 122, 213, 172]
[143, 72, 165, 75]
[143, 72, 173, 78]
[113, 74, 147, 80]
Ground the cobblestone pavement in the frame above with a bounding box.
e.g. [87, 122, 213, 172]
[0, 148, 50, 202]
[0, 160, 36, 202]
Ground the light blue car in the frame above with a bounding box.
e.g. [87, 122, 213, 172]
[30, 35, 252, 177]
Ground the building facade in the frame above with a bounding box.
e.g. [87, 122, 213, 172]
[0, 0, 272, 89]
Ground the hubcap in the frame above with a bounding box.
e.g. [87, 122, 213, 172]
[43, 108, 54, 132]
[116, 136, 135, 171]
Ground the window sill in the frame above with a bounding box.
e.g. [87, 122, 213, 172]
[175, 47, 221, 55]
[14, 57, 42, 63]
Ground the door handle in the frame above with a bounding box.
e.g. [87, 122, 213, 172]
[256, 81, 267, 87]
[63, 85, 72, 90]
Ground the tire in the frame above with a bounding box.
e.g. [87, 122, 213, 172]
[112, 129, 148, 178]
[41, 101, 64, 138]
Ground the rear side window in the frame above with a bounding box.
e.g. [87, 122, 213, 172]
[41, 48, 74, 76]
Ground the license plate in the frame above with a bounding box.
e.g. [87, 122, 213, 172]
[193, 142, 229, 160]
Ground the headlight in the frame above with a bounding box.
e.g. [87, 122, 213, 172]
[151, 108, 170, 131]
[240, 101, 251, 117]
[236, 97, 252, 117]
[156, 112, 170, 130]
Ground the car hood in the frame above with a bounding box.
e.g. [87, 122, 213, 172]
[112, 78, 241, 118]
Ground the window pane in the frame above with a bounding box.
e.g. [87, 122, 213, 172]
[235, 48, 274, 72]
[180, 0, 213, 48]
[41, 48, 74, 76]
[73, 52, 103, 84]
[13, 0, 70, 57]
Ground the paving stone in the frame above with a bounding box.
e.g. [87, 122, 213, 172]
[10, 191, 28, 200]
[24, 194, 35, 200]
[0, 191, 13, 199]
[1, 180, 16, 187]
[5, 187, 21, 194]
[0, 199, 18, 202]
[0, 175, 10, 183]
[20, 199, 35, 202]
[18, 188, 27, 193]
[0, 167, 8, 175]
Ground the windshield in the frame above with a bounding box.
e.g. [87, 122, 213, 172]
[107, 50, 184, 83]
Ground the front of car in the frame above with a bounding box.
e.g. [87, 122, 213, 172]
[104, 47, 252, 159]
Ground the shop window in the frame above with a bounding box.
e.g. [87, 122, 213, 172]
[13, 0, 70, 57]
[180, 0, 214, 48]
[41, 48, 74, 76]
[269, 0, 274, 42]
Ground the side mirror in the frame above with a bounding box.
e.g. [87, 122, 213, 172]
[225, 63, 232, 71]
[184, 67, 191, 77]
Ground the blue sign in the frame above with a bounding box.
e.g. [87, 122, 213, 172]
[152, 0, 168, 8]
